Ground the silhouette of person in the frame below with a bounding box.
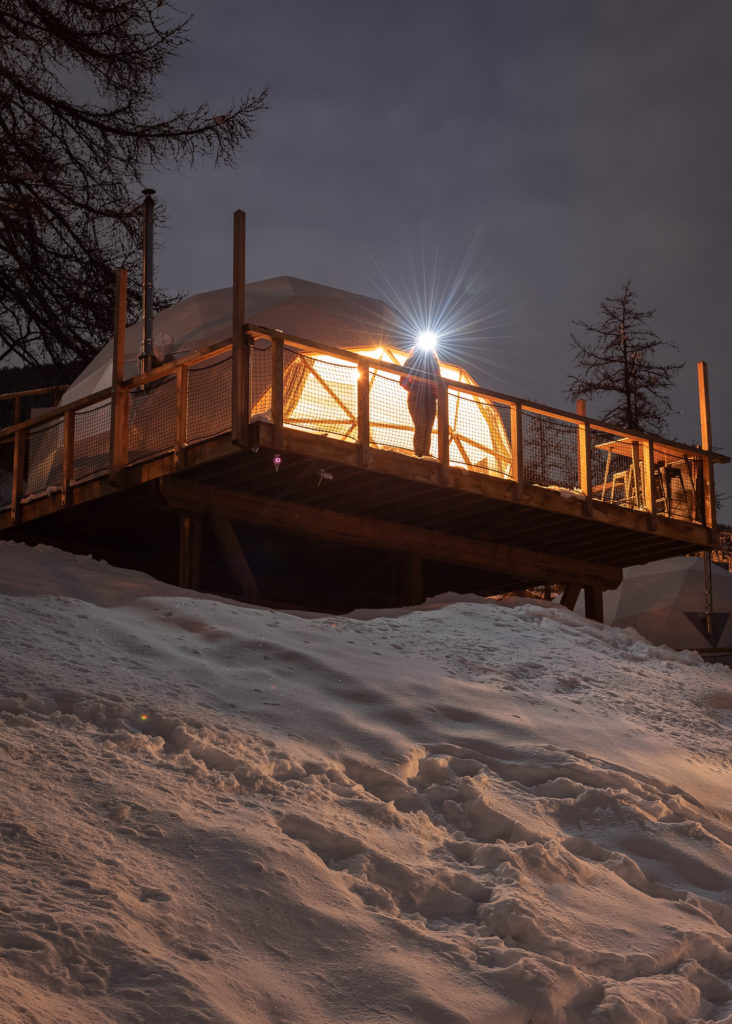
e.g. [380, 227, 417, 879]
[400, 344, 440, 457]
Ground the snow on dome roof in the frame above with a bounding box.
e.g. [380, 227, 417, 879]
[62, 277, 402, 405]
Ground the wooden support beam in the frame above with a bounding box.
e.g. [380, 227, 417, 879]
[400, 551, 423, 605]
[110, 390, 129, 485]
[10, 428, 26, 525]
[511, 402, 523, 498]
[159, 477, 622, 588]
[61, 410, 75, 506]
[576, 399, 591, 501]
[271, 335, 284, 447]
[179, 513, 202, 590]
[357, 359, 371, 468]
[560, 581, 582, 611]
[174, 363, 189, 469]
[109, 268, 128, 484]
[697, 360, 716, 529]
[583, 583, 604, 623]
[437, 377, 450, 486]
[642, 438, 655, 517]
[210, 513, 261, 602]
[630, 440, 642, 510]
[251, 420, 717, 547]
[112, 268, 127, 386]
[232, 210, 249, 446]
[698, 360, 712, 451]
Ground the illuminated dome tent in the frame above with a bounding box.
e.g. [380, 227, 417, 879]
[63, 276, 511, 478]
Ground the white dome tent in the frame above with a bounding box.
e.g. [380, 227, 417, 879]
[62, 277, 402, 405]
[61, 276, 512, 478]
[604, 555, 732, 653]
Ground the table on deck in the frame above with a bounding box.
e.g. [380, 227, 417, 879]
[595, 437, 700, 520]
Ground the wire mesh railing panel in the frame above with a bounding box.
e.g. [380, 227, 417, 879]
[652, 442, 704, 523]
[187, 354, 232, 444]
[0, 330, 713, 535]
[250, 341, 273, 420]
[447, 388, 513, 477]
[25, 418, 64, 496]
[73, 400, 111, 481]
[369, 368, 432, 456]
[283, 353, 358, 440]
[588, 428, 646, 511]
[522, 410, 580, 491]
[128, 379, 176, 464]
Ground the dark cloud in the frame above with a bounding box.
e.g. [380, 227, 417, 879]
[149, 0, 732, 514]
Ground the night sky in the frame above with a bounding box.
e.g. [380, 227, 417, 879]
[147, 0, 732, 518]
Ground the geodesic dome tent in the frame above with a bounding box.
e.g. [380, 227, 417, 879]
[605, 556, 732, 650]
[60, 276, 512, 477]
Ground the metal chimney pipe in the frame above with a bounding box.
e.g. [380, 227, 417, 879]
[140, 188, 155, 374]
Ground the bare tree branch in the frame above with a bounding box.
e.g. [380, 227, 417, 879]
[0, 0, 268, 372]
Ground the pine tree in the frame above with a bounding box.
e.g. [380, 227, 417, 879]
[567, 280, 682, 434]
[0, 0, 268, 372]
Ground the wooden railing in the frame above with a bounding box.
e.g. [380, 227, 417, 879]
[0, 324, 717, 533]
[0, 384, 67, 428]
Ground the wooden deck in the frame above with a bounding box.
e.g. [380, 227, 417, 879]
[0, 309, 722, 615]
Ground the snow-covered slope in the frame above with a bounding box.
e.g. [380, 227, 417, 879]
[1, 541, 732, 1024]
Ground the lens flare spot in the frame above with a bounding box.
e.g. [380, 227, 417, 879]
[416, 330, 439, 351]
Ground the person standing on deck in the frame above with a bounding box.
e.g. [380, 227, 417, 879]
[400, 333, 440, 458]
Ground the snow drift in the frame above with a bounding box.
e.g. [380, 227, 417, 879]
[1, 541, 732, 1023]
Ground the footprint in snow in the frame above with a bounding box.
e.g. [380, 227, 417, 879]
[139, 887, 172, 902]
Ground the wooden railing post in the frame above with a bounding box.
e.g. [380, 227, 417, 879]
[271, 334, 284, 446]
[576, 400, 591, 500]
[510, 401, 523, 498]
[697, 360, 716, 529]
[357, 359, 371, 467]
[630, 440, 642, 510]
[231, 209, 249, 446]
[109, 268, 128, 483]
[437, 376, 450, 484]
[642, 438, 655, 517]
[11, 428, 26, 524]
[61, 410, 75, 505]
[175, 363, 189, 469]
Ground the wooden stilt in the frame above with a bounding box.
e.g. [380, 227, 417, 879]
[583, 583, 604, 622]
[400, 552, 423, 606]
[560, 581, 582, 611]
[179, 513, 202, 589]
[210, 514, 260, 602]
